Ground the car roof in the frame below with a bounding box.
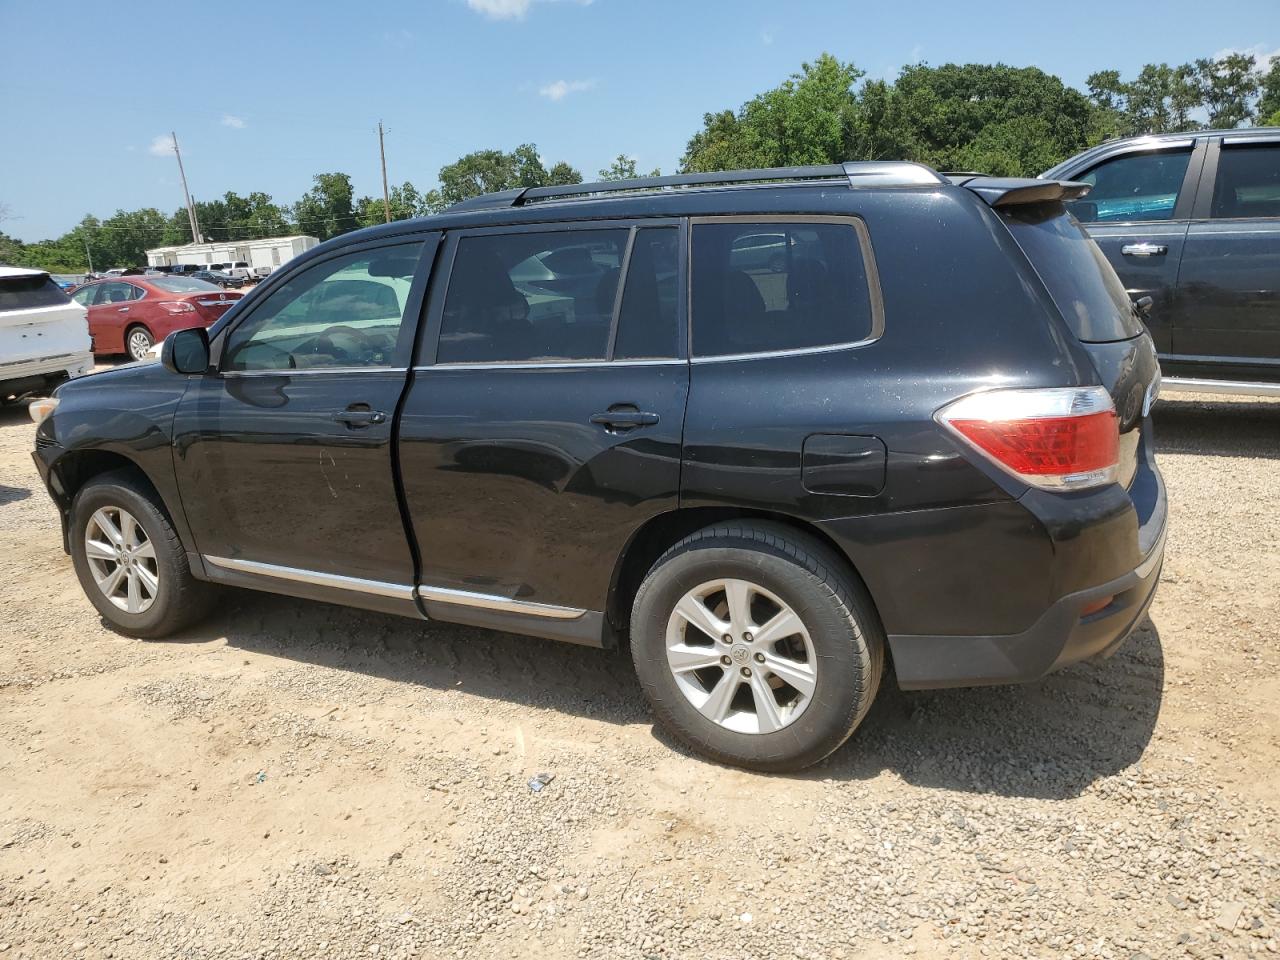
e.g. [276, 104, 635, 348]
[0, 266, 49, 280]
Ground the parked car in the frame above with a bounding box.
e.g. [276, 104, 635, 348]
[1043, 127, 1280, 395]
[31, 162, 1166, 771]
[0, 267, 93, 401]
[216, 260, 254, 282]
[70, 275, 243, 361]
[189, 269, 246, 290]
[50, 274, 81, 291]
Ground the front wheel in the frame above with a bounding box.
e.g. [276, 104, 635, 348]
[630, 521, 884, 772]
[69, 471, 216, 638]
[125, 325, 154, 361]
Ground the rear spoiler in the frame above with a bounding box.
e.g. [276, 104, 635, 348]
[946, 175, 1092, 207]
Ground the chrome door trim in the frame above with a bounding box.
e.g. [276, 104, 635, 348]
[417, 584, 586, 620]
[203, 555, 415, 600]
[219, 366, 409, 378]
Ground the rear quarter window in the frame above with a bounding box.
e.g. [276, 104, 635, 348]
[1001, 205, 1144, 343]
[0, 275, 73, 310]
[690, 219, 878, 358]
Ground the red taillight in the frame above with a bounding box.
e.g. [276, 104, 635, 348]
[159, 300, 196, 314]
[936, 386, 1119, 491]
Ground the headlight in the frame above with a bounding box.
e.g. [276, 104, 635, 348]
[29, 397, 59, 425]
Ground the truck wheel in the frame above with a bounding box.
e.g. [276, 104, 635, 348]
[630, 521, 884, 772]
[125, 326, 154, 361]
[69, 471, 216, 638]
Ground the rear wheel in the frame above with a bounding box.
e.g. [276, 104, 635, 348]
[125, 325, 154, 361]
[630, 521, 884, 772]
[69, 471, 216, 638]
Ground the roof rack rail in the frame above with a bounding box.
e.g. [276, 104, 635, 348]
[446, 161, 945, 212]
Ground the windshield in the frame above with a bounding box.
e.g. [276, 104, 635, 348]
[150, 277, 221, 293]
[0, 274, 72, 310]
[1001, 205, 1144, 342]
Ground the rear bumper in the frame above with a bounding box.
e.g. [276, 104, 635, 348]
[0, 350, 93, 391]
[888, 520, 1164, 689]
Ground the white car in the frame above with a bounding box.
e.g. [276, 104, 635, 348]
[0, 267, 93, 401]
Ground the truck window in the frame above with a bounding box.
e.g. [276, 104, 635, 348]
[0, 274, 72, 310]
[1211, 144, 1280, 219]
[1069, 149, 1192, 223]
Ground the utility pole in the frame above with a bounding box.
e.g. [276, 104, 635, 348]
[171, 131, 202, 244]
[83, 237, 94, 275]
[378, 121, 391, 223]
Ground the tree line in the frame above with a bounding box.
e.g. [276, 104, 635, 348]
[4, 51, 1278, 273]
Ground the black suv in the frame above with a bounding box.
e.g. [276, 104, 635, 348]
[1044, 127, 1280, 395]
[31, 162, 1167, 771]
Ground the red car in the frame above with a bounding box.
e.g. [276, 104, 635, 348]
[70, 275, 243, 360]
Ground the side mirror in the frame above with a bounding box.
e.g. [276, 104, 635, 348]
[1070, 200, 1098, 223]
[161, 327, 210, 375]
[1132, 295, 1154, 318]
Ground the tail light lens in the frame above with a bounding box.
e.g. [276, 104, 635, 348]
[935, 386, 1119, 491]
[158, 300, 196, 314]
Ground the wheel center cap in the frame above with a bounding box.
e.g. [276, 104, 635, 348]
[730, 644, 751, 665]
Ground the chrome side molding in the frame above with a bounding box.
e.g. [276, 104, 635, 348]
[202, 555, 588, 621]
[417, 585, 586, 620]
[202, 555, 416, 600]
[1161, 377, 1280, 399]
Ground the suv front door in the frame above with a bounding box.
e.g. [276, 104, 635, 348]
[171, 236, 437, 612]
[1171, 136, 1280, 381]
[1064, 141, 1204, 355]
[398, 221, 688, 639]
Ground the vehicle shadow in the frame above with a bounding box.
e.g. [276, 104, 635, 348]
[1154, 397, 1280, 459]
[0, 484, 31, 506]
[172, 591, 1163, 801]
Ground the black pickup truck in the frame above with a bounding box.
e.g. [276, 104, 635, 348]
[1044, 128, 1280, 396]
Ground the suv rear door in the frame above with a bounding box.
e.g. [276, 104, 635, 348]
[1170, 135, 1280, 381]
[1061, 139, 1205, 355]
[398, 220, 687, 638]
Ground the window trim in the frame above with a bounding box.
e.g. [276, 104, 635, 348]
[1068, 142, 1206, 225]
[686, 214, 885, 364]
[211, 234, 436, 374]
[418, 217, 684, 369]
[1195, 137, 1280, 222]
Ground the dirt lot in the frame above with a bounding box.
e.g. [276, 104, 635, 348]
[1, 392, 1277, 960]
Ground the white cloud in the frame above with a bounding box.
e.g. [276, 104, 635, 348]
[221, 114, 246, 129]
[539, 78, 595, 101]
[147, 134, 175, 157]
[467, 0, 591, 20]
[1212, 44, 1280, 69]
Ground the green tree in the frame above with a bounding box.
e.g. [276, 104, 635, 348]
[355, 181, 435, 228]
[598, 155, 662, 181]
[436, 145, 582, 206]
[1256, 58, 1280, 122]
[292, 173, 358, 240]
[1195, 54, 1261, 128]
[682, 54, 863, 171]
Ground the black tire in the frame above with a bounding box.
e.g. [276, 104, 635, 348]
[125, 325, 154, 362]
[630, 521, 884, 772]
[69, 470, 216, 638]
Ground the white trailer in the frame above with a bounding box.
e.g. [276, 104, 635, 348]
[146, 235, 319, 275]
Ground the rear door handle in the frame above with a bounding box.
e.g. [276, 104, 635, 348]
[1121, 243, 1168, 257]
[117, 306, 129, 312]
[590, 408, 660, 430]
[333, 407, 386, 428]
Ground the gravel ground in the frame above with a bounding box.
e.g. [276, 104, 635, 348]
[0, 392, 1277, 960]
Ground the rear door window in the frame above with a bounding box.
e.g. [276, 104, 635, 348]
[438, 229, 628, 363]
[0, 274, 73, 310]
[1210, 144, 1280, 219]
[690, 219, 877, 358]
[613, 227, 679, 360]
[1070, 149, 1192, 223]
[1002, 206, 1145, 342]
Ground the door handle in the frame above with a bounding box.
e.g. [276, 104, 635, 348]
[1121, 243, 1168, 257]
[117, 306, 130, 312]
[333, 408, 386, 427]
[590, 407, 660, 431]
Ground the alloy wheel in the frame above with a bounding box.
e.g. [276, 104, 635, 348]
[83, 506, 159, 614]
[127, 329, 153, 361]
[664, 578, 817, 734]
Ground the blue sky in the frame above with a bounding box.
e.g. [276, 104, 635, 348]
[2, 0, 1277, 241]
